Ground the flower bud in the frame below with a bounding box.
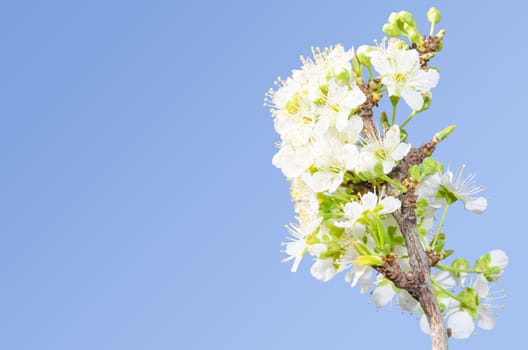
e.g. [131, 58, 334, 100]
[427, 7, 441, 25]
[433, 125, 456, 143]
[352, 56, 363, 81]
[406, 27, 422, 44]
[383, 23, 403, 37]
[379, 111, 390, 133]
[436, 28, 446, 40]
[398, 11, 417, 27]
[388, 12, 400, 24]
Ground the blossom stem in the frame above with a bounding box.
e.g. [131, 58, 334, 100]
[400, 111, 417, 128]
[430, 23, 436, 38]
[431, 277, 460, 302]
[391, 102, 397, 125]
[430, 203, 451, 248]
[435, 203, 450, 235]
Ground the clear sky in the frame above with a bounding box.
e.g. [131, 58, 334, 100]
[0, 1, 525, 349]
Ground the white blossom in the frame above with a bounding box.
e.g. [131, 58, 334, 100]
[367, 39, 439, 110]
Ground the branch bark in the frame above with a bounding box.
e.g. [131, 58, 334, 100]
[382, 142, 449, 350]
[397, 191, 449, 350]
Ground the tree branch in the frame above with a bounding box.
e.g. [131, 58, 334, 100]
[396, 191, 449, 350]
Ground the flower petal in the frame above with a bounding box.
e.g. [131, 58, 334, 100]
[380, 197, 401, 214]
[420, 315, 430, 335]
[401, 88, 424, 111]
[464, 197, 487, 214]
[477, 306, 496, 330]
[371, 284, 395, 306]
[448, 311, 475, 339]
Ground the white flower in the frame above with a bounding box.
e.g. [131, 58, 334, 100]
[444, 275, 502, 339]
[337, 192, 401, 232]
[397, 290, 419, 312]
[372, 283, 396, 307]
[310, 258, 338, 282]
[272, 142, 314, 179]
[488, 249, 509, 281]
[316, 79, 366, 133]
[281, 218, 321, 272]
[447, 311, 475, 339]
[310, 44, 354, 76]
[290, 178, 320, 228]
[360, 125, 411, 174]
[367, 39, 439, 110]
[417, 166, 487, 214]
[344, 265, 374, 294]
[302, 131, 360, 193]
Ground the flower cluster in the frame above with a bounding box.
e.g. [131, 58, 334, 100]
[267, 7, 508, 342]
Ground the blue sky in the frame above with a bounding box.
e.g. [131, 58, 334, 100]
[0, 1, 525, 349]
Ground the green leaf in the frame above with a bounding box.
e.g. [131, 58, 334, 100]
[353, 255, 383, 267]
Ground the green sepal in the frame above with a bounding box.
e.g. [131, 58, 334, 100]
[441, 249, 454, 259]
[380, 111, 390, 133]
[352, 56, 363, 79]
[432, 233, 445, 252]
[336, 69, 350, 85]
[457, 288, 479, 319]
[451, 257, 470, 277]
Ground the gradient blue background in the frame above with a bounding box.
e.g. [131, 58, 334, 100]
[0, 1, 524, 349]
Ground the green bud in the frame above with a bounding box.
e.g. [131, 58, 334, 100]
[356, 45, 372, 66]
[398, 11, 417, 27]
[352, 56, 362, 79]
[422, 157, 440, 176]
[406, 27, 422, 44]
[399, 128, 408, 142]
[427, 7, 441, 25]
[380, 111, 390, 133]
[433, 125, 456, 143]
[383, 23, 403, 37]
[353, 255, 383, 267]
[419, 91, 432, 111]
[436, 28, 446, 40]
[388, 12, 400, 24]
[409, 165, 422, 181]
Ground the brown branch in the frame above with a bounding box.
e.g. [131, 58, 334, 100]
[358, 80, 380, 141]
[412, 33, 444, 68]
[376, 137, 448, 350]
[395, 192, 448, 350]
